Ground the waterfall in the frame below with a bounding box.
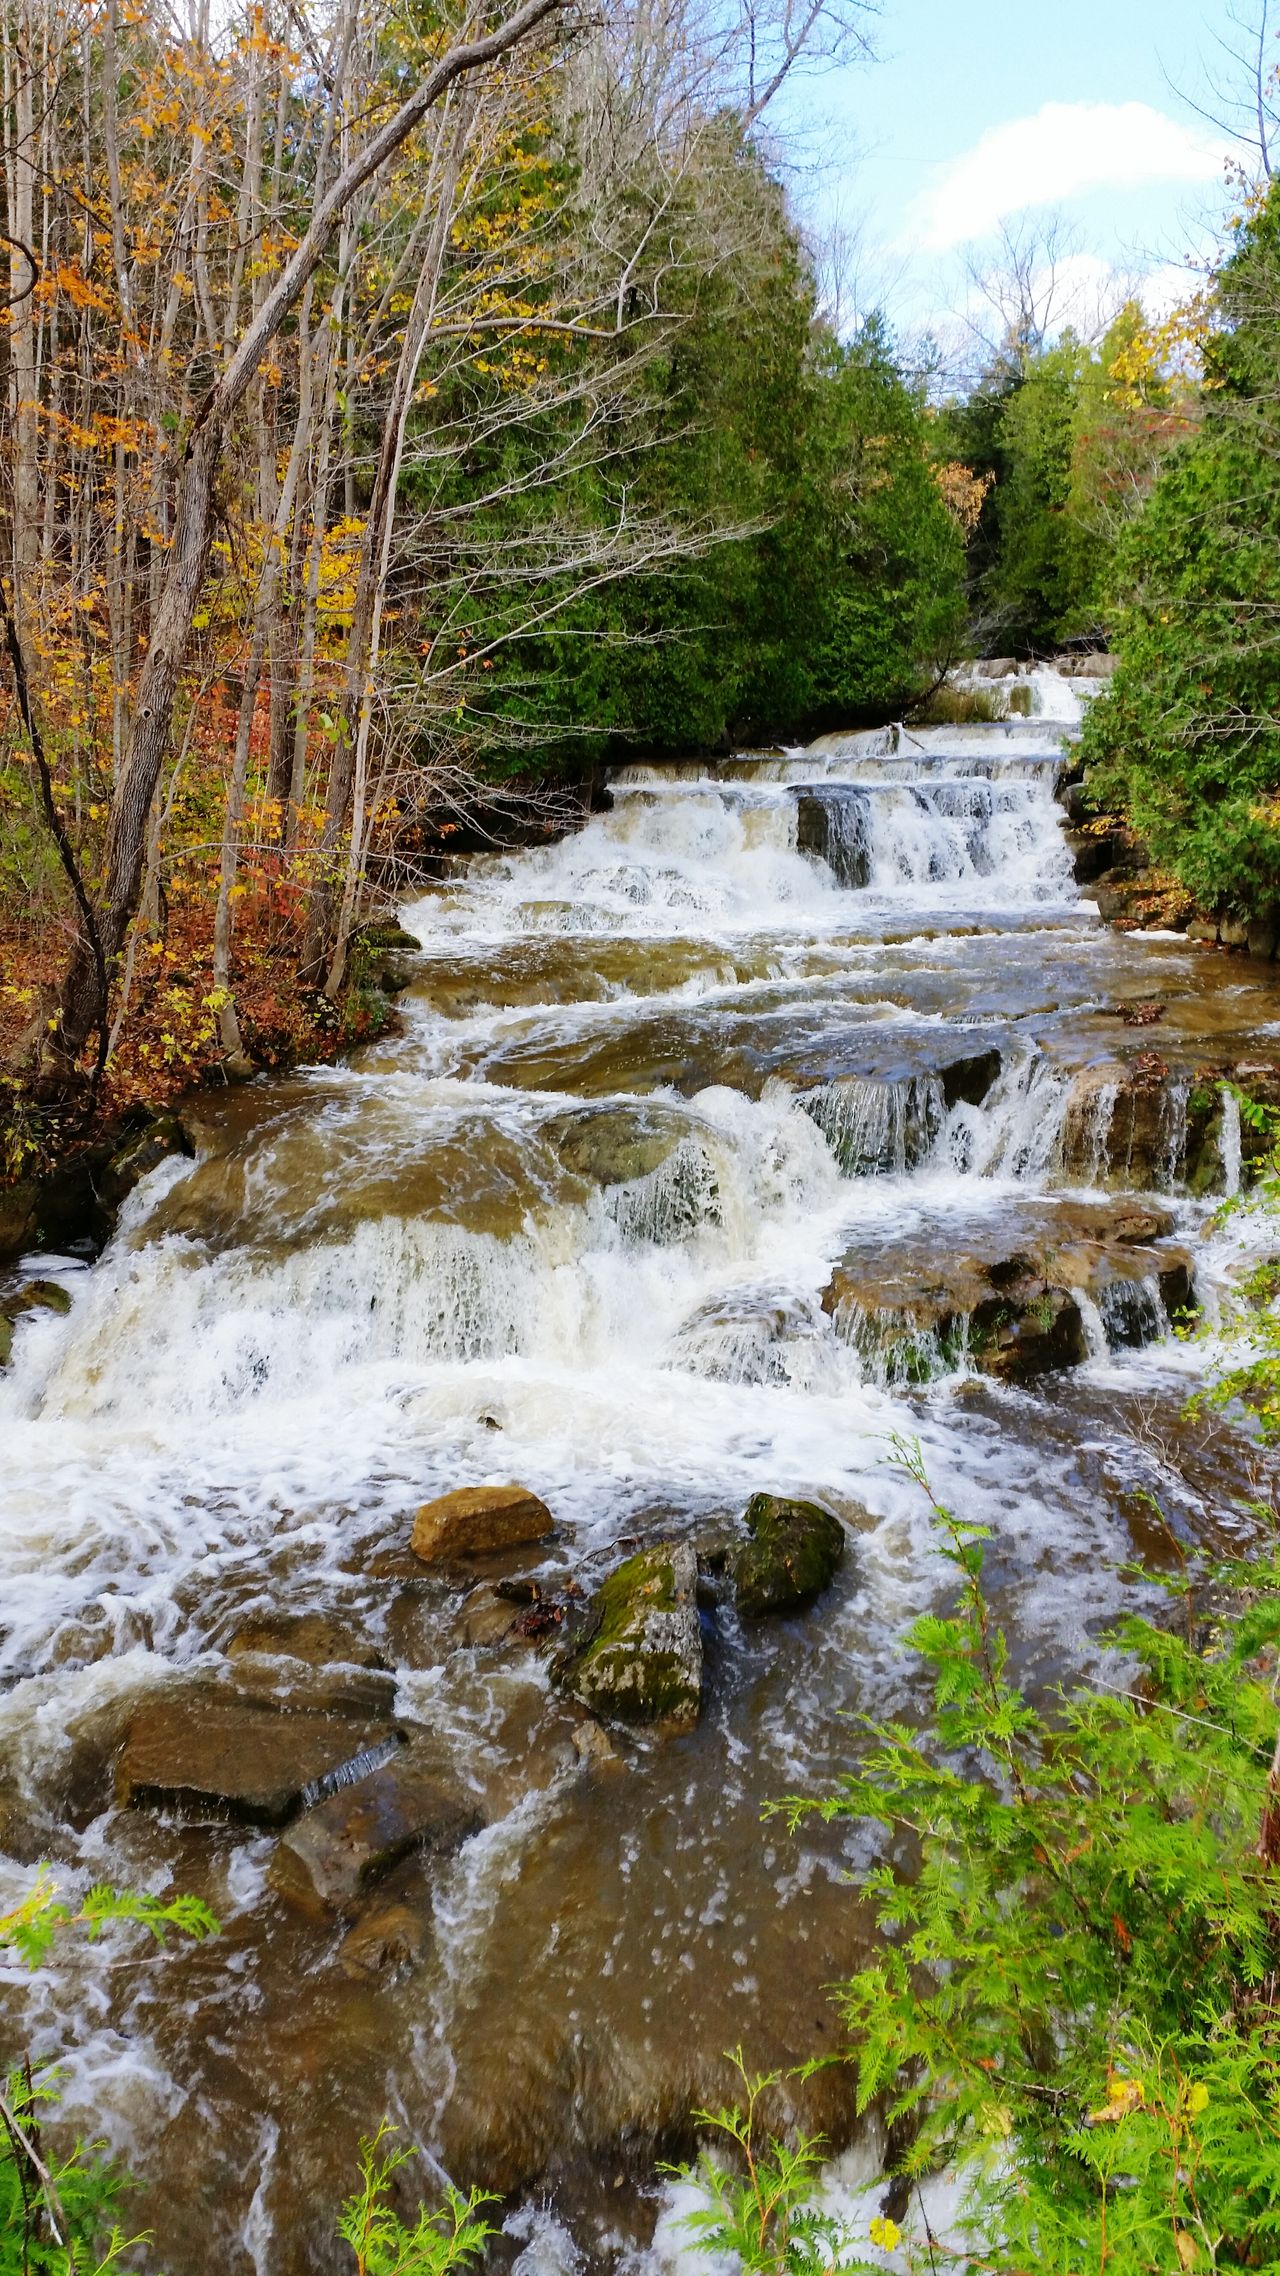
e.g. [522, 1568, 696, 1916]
[0, 668, 1256, 2273]
[1220, 1087, 1243, 1197]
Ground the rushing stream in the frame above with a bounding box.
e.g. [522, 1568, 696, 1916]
[3, 668, 1280, 2271]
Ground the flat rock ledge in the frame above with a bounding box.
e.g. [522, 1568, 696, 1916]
[412, 1482, 554, 1563]
[554, 1543, 702, 1727]
[115, 1663, 399, 1827]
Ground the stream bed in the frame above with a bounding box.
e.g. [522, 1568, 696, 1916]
[3, 670, 1280, 2271]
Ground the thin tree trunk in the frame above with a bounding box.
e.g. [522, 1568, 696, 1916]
[51, 0, 567, 1069]
[303, 90, 474, 985]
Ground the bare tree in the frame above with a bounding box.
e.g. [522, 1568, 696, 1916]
[1174, 0, 1278, 184]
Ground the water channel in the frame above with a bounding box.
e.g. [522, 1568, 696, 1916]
[2, 668, 1279, 2270]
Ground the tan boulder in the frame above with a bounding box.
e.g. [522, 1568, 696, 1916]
[411, 1482, 554, 1564]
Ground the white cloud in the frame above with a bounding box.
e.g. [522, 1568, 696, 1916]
[913, 102, 1227, 251]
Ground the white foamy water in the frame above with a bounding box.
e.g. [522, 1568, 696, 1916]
[0, 671, 1274, 2271]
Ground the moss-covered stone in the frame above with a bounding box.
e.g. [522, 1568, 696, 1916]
[554, 1543, 701, 1725]
[733, 1494, 845, 1619]
[99, 1113, 191, 1208]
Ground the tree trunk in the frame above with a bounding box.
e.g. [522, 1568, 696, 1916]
[49, 0, 567, 1069]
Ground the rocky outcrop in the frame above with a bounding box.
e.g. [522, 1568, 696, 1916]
[0, 1276, 71, 1366]
[0, 1107, 194, 1267]
[411, 1483, 555, 1564]
[99, 1113, 191, 1208]
[1060, 1059, 1280, 1194]
[268, 1746, 482, 1917]
[349, 921, 421, 997]
[553, 1543, 702, 1725]
[969, 1277, 1088, 1382]
[115, 1664, 399, 1826]
[821, 1199, 1195, 1387]
[733, 1494, 845, 1618]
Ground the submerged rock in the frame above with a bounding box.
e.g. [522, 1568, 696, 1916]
[269, 1747, 482, 1917]
[338, 1895, 429, 1980]
[554, 1543, 701, 1725]
[116, 1667, 399, 1827]
[412, 1483, 555, 1564]
[542, 1100, 698, 1189]
[733, 1494, 845, 1618]
[570, 1718, 621, 1766]
[227, 1611, 388, 1671]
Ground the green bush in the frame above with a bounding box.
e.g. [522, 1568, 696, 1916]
[775, 1434, 1280, 2272]
[1, 1873, 218, 2276]
[337, 2127, 495, 2276]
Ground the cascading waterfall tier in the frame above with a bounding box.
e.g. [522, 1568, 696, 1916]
[1, 671, 1275, 2276]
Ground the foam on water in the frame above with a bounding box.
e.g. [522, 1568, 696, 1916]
[0, 672, 1272, 2268]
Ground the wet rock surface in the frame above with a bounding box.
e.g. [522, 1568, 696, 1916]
[821, 1197, 1196, 1385]
[269, 1746, 483, 1916]
[554, 1543, 702, 1724]
[412, 1483, 555, 1563]
[115, 1667, 400, 1826]
[733, 1494, 845, 1617]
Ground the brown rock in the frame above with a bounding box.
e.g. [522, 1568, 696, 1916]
[338, 1899, 427, 1980]
[571, 1719, 620, 1766]
[227, 1612, 388, 1671]
[269, 1750, 483, 1917]
[116, 1679, 399, 1826]
[411, 1483, 554, 1564]
[454, 1586, 518, 1648]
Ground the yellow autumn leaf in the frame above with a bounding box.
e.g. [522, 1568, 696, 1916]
[1085, 2076, 1144, 2125]
[868, 2215, 901, 2253]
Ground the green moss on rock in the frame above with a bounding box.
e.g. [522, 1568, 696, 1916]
[733, 1494, 845, 1618]
[555, 1542, 701, 1725]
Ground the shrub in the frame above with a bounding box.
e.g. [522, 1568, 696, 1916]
[777, 1435, 1280, 2273]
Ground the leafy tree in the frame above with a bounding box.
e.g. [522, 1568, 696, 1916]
[1080, 184, 1280, 917]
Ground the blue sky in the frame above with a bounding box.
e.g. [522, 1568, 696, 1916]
[779, 0, 1249, 344]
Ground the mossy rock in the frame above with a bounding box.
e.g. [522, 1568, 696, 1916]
[554, 1543, 701, 1725]
[0, 1275, 73, 1364]
[358, 922, 421, 956]
[99, 1114, 191, 1208]
[733, 1494, 845, 1619]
